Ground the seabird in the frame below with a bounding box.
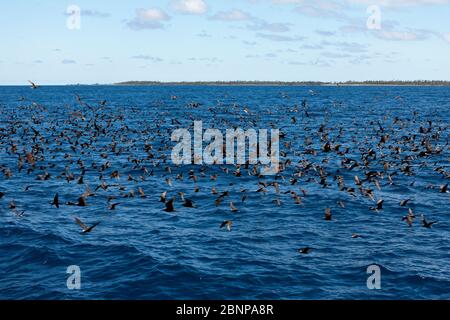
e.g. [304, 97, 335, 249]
[324, 208, 332, 221]
[298, 247, 312, 254]
[28, 80, 38, 89]
[370, 199, 384, 211]
[75, 217, 100, 234]
[50, 193, 59, 208]
[220, 220, 233, 231]
[183, 199, 196, 208]
[421, 215, 438, 228]
[109, 203, 121, 210]
[67, 197, 87, 207]
[400, 199, 411, 207]
[164, 198, 175, 212]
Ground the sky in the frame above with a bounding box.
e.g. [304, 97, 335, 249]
[0, 0, 449, 84]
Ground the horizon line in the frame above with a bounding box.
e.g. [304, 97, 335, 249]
[2, 80, 450, 86]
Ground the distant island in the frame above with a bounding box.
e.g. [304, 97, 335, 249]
[114, 80, 450, 86]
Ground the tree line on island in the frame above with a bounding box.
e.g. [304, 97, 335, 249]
[114, 80, 450, 86]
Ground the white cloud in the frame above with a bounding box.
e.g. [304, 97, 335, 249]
[347, 0, 450, 6]
[256, 33, 305, 41]
[63, 9, 110, 18]
[247, 20, 291, 32]
[131, 55, 164, 62]
[315, 30, 336, 36]
[127, 8, 170, 30]
[62, 59, 77, 64]
[291, 0, 351, 21]
[80, 10, 110, 18]
[210, 9, 251, 21]
[374, 30, 420, 40]
[444, 33, 450, 43]
[172, 0, 208, 15]
[273, 0, 450, 5]
[136, 8, 170, 21]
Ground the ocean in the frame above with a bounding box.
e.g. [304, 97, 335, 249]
[0, 85, 449, 299]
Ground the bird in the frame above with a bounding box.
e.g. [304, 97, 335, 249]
[182, 199, 196, 208]
[298, 247, 312, 254]
[109, 203, 121, 210]
[324, 208, 332, 221]
[220, 220, 233, 231]
[160, 191, 167, 203]
[67, 197, 87, 207]
[138, 187, 146, 198]
[400, 199, 411, 207]
[352, 233, 362, 239]
[230, 202, 239, 212]
[402, 209, 415, 227]
[337, 200, 345, 208]
[28, 80, 38, 89]
[164, 198, 175, 212]
[0, 192, 5, 199]
[14, 210, 26, 218]
[440, 184, 448, 193]
[421, 215, 438, 229]
[75, 217, 100, 234]
[370, 199, 384, 211]
[50, 193, 59, 208]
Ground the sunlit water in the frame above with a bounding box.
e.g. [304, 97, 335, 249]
[0, 85, 449, 300]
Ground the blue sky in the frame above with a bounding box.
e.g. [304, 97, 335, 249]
[0, 0, 449, 84]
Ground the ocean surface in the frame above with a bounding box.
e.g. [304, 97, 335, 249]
[0, 85, 449, 300]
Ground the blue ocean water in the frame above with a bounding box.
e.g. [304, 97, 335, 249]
[0, 85, 449, 300]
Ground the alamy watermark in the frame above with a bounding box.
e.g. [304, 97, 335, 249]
[67, 265, 81, 290]
[367, 5, 382, 30]
[171, 121, 280, 175]
[367, 265, 381, 290]
[66, 5, 81, 30]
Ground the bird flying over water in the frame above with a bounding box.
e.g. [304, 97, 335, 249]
[75, 217, 100, 234]
[164, 198, 175, 212]
[421, 215, 438, 229]
[220, 220, 233, 231]
[50, 193, 59, 208]
[28, 80, 38, 89]
[402, 209, 415, 227]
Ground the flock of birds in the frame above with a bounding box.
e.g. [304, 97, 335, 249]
[0, 81, 449, 256]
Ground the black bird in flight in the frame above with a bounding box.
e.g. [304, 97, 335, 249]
[50, 193, 59, 208]
[28, 80, 38, 89]
[109, 203, 121, 210]
[421, 215, 438, 229]
[67, 197, 87, 207]
[164, 198, 175, 212]
[75, 218, 100, 234]
[183, 199, 196, 208]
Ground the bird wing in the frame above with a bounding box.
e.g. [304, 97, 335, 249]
[87, 222, 101, 232]
[165, 199, 174, 210]
[75, 218, 89, 231]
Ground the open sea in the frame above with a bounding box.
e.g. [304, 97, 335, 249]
[0, 85, 449, 300]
